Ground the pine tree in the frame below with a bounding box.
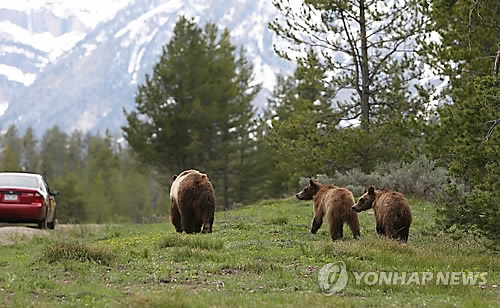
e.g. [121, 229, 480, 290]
[0, 145, 20, 172]
[270, 0, 425, 129]
[123, 17, 260, 208]
[0, 125, 22, 171]
[437, 76, 500, 247]
[52, 172, 86, 223]
[422, 0, 500, 246]
[421, 0, 500, 163]
[21, 127, 39, 172]
[40, 126, 67, 180]
[65, 130, 84, 173]
[263, 51, 339, 176]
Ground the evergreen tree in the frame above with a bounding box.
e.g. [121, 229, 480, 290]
[21, 127, 39, 172]
[84, 133, 119, 222]
[266, 1, 430, 175]
[123, 17, 260, 208]
[0, 125, 22, 171]
[421, 0, 500, 163]
[422, 0, 500, 91]
[40, 126, 67, 180]
[263, 51, 338, 176]
[270, 0, 425, 129]
[115, 149, 154, 223]
[0, 145, 20, 172]
[422, 0, 500, 246]
[437, 76, 500, 247]
[52, 172, 86, 223]
[124, 17, 209, 174]
[65, 130, 84, 173]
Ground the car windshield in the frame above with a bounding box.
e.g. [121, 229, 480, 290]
[0, 175, 39, 189]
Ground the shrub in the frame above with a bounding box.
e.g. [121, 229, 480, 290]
[299, 155, 448, 200]
[377, 155, 448, 200]
[437, 183, 500, 249]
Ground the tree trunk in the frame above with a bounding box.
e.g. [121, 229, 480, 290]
[223, 165, 229, 210]
[493, 42, 500, 77]
[359, 0, 370, 130]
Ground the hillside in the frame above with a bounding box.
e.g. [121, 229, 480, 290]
[0, 197, 498, 307]
[0, 0, 292, 135]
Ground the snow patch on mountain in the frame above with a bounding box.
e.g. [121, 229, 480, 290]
[0, 64, 36, 86]
[0, 102, 8, 117]
[0, 0, 295, 134]
[128, 29, 158, 84]
[114, 1, 182, 42]
[0, 45, 38, 60]
[3, 0, 133, 29]
[0, 20, 85, 65]
[82, 43, 97, 57]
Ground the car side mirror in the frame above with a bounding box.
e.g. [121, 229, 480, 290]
[51, 190, 60, 196]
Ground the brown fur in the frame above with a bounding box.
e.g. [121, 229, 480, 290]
[170, 169, 215, 233]
[352, 185, 412, 242]
[296, 179, 360, 241]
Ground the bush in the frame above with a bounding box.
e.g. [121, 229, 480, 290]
[299, 155, 447, 200]
[437, 184, 500, 249]
[378, 156, 448, 200]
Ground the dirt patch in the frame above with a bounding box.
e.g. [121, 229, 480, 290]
[0, 224, 106, 245]
[0, 225, 49, 245]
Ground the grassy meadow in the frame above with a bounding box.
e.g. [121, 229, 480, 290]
[0, 196, 498, 307]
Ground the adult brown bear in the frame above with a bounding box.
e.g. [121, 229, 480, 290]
[170, 169, 215, 233]
[296, 179, 360, 240]
[352, 185, 412, 242]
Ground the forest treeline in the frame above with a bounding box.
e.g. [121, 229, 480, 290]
[0, 126, 169, 223]
[1, 1, 499, 246]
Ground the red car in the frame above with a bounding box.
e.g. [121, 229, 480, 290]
[0, 172, 58, 229]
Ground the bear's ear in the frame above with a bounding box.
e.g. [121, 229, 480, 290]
[172, 175, 177, 181]
[367, 185, 375, 195]
[309, 178, 317, 187]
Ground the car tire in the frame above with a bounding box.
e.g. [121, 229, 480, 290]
[48, 212, 57, 230]
[38, 209, 48, 229]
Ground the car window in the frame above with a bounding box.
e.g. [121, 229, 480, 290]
[0, 175, 39, 189]
[40, 179, 47, 192]
[43, 180, 51, 193]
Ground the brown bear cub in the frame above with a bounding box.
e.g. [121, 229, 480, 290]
[170, 169, 215, 233]
[296, 179, 360, 240]
[352, 185, 412, 242]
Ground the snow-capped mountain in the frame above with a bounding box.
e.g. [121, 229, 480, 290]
[0, 0, 292, 134]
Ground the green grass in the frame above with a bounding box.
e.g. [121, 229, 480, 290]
[0, 196, 498, 307]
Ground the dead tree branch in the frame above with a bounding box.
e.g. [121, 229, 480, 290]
[468, 0, 482, 50]
[486, 119, 500, 140]
[493, 42, 500, 77]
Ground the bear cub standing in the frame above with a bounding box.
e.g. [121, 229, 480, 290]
[296, 179, 360, 240]
[170, 169, 215, 233]
[352, 185, 412, 242]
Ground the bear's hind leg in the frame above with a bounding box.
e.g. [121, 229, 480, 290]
[202, 210, 214, 233]
[181, 208, 196, 234]
[398, 226, 410, 242]
[329, 216, 344, 241]
[347, 214, 361, 239]
[376, 223, 385, 235]
[170, 201, 183, 233]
